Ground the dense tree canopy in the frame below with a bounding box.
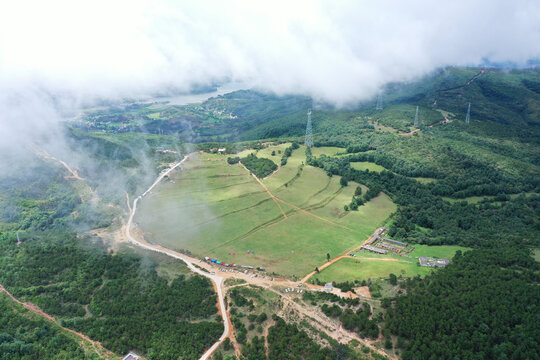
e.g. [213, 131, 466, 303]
[0, 233, 222, 359]
[241, 154, 278, 178]
[385, 247, 540, 360]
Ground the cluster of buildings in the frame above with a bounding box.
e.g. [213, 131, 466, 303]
[419, 256, 451, 268]
[156, 147, 178, 154]
[361, 244, 387, 255]
[361, 227, 414, 255]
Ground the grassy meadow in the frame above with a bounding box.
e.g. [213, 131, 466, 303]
[314, 244, 470, 283]
[314, 257, 431, 283]
[350, 161, 387, 172]
[135, 145, 396, 277]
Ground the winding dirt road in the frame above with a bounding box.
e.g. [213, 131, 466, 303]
[125, 154, 231, 360]
[126, 155, 392, 359]
[0, 285, 117, 359]
[41, 150, 392, 359]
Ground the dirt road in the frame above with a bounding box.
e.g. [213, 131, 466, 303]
[399, 128, 420, 136]
[126, 155, 392, 359]
[301, 229, 386, 283]
[126, 154, 230, 360]
[239, 162, 288, 219]
[0, 285, 117, 359]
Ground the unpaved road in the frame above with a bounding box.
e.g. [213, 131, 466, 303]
[239, 161, 288, 219]
[125, 154, 230, 360]
[35, 150, 391, 358]
[0, 285, 117, 359]
[126, 154, 392, 359]
[399, 128, 420, 136]
[300, 228, 391, 283]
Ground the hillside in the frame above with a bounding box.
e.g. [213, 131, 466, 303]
[1, 67, 538, 360]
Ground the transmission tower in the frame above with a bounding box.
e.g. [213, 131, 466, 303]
[376, 92, 383, 110]
[305, 109, 314, 148]
[465, 103, 471, 125]
[414, 106, 419, 127]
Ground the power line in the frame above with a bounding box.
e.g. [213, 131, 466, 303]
[304, 109, 313, 148]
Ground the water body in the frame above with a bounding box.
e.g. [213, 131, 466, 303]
[140, 82, 249, 106]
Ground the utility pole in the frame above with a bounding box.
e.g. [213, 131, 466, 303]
[465, 103, 471, 125]
[305, 109, 314, 148]
[414, 106, 419, 127]
[376, 92, 383, 110]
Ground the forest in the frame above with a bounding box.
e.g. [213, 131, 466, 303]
[384, 247, 540, 359]
[309, 154, 539, 248]
[0, 232, 222, 359]
[0, 293, 102, 360]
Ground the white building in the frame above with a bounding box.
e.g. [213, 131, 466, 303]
[123, 353, 140, 360]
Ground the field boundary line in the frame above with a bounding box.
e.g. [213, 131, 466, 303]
[239, 162, 288, 219]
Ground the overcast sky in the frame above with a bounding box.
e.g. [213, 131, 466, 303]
[0, 0, 539, 146]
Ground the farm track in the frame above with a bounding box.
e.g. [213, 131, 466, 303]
[300, 222, 392, 283]
[239, 162, 288, 219]
[276, 197, 356, 232]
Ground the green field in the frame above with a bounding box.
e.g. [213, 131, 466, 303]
[135, 147, 396, 277]
[314, 257, 431, 283]
[412, 177, 437, 184]
[350, 161, 386, 172]
[314, 244, 470, 282]
[410, 244, 470, 258]
[310, 146, 346, 157]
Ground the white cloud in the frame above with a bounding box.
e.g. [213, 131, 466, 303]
[0, 0, 539, 131]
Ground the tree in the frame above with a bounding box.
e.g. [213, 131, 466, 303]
[227, 157, 240, 165]
[340, 177, 348, 186]
[315, 267, 320, 273]
[327, 253, 331, 262]
[389, 273, 397, 286]
[344, 205, 349, 211]
[271, 150, 276, 156]
[355, 186, 363, 196]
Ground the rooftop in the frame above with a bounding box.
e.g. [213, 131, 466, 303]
[122, 353, 140, 360]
